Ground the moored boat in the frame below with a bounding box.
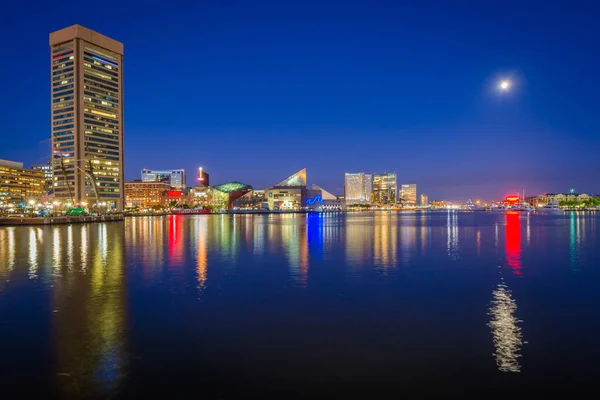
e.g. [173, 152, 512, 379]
[172, 208, 211, 215]
[537, 201, 563, 214]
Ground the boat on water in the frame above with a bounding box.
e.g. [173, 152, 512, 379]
[507, 203, 534, 212]
[464, 199, 486, 211]
[537, 201, 563, 214]
[490, 204, 508, 212]
[172, 208, 211, 215]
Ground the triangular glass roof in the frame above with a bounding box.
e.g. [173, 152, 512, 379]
[312, 184, 336, 200]
[274, 168, 306, 187]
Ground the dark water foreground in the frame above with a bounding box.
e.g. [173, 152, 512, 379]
[0, 212, 599, 397]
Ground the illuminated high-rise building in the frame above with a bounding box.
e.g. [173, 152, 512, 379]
[344, 173, 373, 204]
[373, 172, 397, 205]
[50, 25, 124, 210]
[399, 184, 417, 205]
[197, 167, 209, 187]
[420, 193, 429, 206]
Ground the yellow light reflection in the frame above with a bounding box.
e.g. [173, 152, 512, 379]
[28, 228, 38, 279]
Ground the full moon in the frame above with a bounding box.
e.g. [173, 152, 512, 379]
[499, 80, 511, 91]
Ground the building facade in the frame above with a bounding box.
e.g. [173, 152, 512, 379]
[305, 185, 346, 212]
[420, 193, 429, 206]
[526, 192, 595, 207]
[32, 161, 53, 193]
[141, 169, 186, 189]
[344, 173, 372, 204]
[50, 25, 124, 210]
[207, 182, 252, 210]
[0, 160, 45, 206]
[372, 172, 397, 205]
[265, 169, 308, 211]
[399, 184, 417, 206]
[124, 181, 171, 208]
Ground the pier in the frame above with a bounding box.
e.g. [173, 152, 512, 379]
[0, 215, 124, 226]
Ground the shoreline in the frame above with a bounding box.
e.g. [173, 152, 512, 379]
[0, 215, 125, 226]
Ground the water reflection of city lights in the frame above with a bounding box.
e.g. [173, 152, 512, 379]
[488, 281, 524, 372]
[28, 228, 38, 279]
[446, 211, 459, 259]
[505, 212, 522, 275]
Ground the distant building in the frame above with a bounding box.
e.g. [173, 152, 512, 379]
[304, 184, 345, 212]
[124, 181, 171, 208]
[162, 189, 194, 207]
[32, 161, 53, 192]
[420, 193, 429, 206]
[344, 173, 373, 204]
[207, 181, 252, 210]
[373, 172, 397, 205]
[430, 200, 450, 209]
[399, 184, 417, 206]
[196, 167, 209, 187]
[50, 25, 124, 210]
[0, 160, 45, 205]
[141, 169, 186, 189]
[527, 192, 596, 207]
[265, 168, 307, 211]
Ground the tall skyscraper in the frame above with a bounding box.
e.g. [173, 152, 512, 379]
[399, 184, 417, 206]
[50, 25, 124, 210]
[420, 193, 429, 206]
[373, 172, 397, 205]
[141, 169, 186, 189]
[344, 173, 373, 204]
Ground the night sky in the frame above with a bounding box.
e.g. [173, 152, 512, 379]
[1, 0, 599, 201]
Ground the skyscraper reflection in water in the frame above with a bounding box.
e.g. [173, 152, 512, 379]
[51, 224, 128, 397]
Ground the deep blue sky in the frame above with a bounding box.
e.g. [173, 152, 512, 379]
[1, 0, 599, 201]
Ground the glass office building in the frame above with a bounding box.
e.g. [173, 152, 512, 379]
[400, 184, 417, 206]
[50, 25, 124, 210]
[373, 172, 397, 205]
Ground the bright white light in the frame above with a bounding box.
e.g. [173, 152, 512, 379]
[499, 80, 511, 91]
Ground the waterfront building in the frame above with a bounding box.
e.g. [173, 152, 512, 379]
[0, 160, 45, 206]
[141, 169, 186, 189]
[344, 173, 373, 204]
[420, 193, 429, 206]
[430, 200, 451, 209]
[373, 172, 397, 205]
[265, 169, 307, 211]
[526, 192, 597, 207]
[124, 181, 170, 208]
[32, 161, 53, 192]
[207, 182, 252, 210]
[161, 189, 194, 208]
[50, 25, 124, 210]
[399, 184, 417, 206]
[305, 184, 346, 212]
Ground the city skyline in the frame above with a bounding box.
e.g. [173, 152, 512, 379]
[1, 2, 600, 202]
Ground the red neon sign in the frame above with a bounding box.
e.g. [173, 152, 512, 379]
[505, 196, 520, 203]
[167, 190, 183, 198]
